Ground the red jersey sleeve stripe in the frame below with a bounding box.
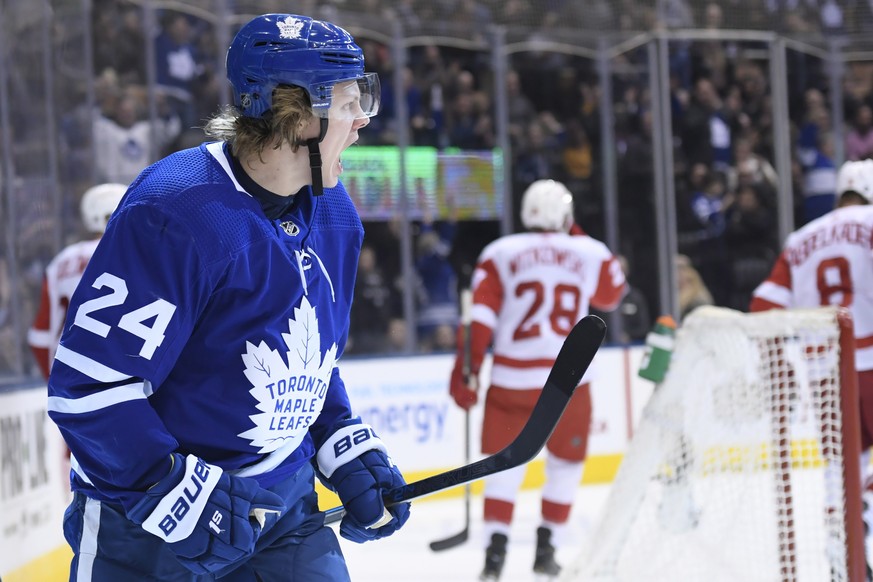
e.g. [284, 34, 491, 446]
[591, 257, 627, 310]
[473, 258, 503, 315]
[749, 296, 785, 312]
[493, 354, 556, 369]
[857, 335, 873, 349]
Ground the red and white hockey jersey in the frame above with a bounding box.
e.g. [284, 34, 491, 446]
[750, 204, 873, 371]
[28, 239, 100, 378]
[468, 230, 626, 390]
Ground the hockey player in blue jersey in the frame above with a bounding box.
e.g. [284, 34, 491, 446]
[47, 13, 410, 581]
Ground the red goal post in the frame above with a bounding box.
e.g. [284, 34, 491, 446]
[562, 306, 864, 582]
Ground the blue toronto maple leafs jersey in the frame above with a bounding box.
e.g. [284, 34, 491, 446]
[47, 142, 364, 511]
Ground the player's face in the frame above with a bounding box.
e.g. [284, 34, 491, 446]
[319, 81, 370, 188]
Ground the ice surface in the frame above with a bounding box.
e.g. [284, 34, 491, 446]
[339, 485, 611, 581]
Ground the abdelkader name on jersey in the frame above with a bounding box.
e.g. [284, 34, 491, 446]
[238, 295, 338, 453]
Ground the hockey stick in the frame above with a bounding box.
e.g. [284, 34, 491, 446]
[425, 409, 471, 551]
[322, 314, 607, 526]
[428, 288, 475, 551]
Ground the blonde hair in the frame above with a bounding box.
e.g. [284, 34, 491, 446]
[203, 85, 315, 161]
[676, 254, 713, 318]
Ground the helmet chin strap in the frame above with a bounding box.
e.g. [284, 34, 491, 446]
[305, 118, 330, 196]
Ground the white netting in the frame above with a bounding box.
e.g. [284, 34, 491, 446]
[563, 306, 856, 582]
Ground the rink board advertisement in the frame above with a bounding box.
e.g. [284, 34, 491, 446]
[0, 387, 69, 581]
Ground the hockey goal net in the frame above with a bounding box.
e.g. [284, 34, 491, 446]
[563, 306, 864, 582]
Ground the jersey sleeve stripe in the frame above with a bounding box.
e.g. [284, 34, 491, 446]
[471, 303, 498, 329]
[47, 381, 151, 414]
[857, 334, 873, 349]
[493, 354, 558, 368]
[751, 281, 792, 307]
[27, 328, 54, 348]
[70, 455, 95, 485]
[54, 344, 134, 383]
[590, 257, 627, 310]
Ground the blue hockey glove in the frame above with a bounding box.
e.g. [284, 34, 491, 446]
[128, 453, 285, 575]
[317, 422, 411, 543]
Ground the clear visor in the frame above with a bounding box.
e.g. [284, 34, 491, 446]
[310, 72, 381, 120]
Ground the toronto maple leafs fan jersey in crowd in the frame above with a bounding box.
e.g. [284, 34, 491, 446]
[47, 141, 363, 512]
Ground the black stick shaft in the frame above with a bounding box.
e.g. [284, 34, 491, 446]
[323, 314, 606, 526]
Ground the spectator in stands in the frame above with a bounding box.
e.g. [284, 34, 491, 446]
[846, 103, 873, 161]
[842, 62, 872, 124]
[515, 116, 561, 187]
[349, 245, 397, 354]
[820, 0, 845, 34]
[93, 3, 146, 86]
[550, 67, 584, 123]
[692, 3, 735, 91]
[688, 169, 730, 305]
[444, 67, 475, 116]
[723, 84, 752, 138]
[725, 183, 777, 257]
[801, 130, 838, 223]
[415, 216, 459, 350]
[727, 136, 778, 195]
[506, 69, 535, 149]
[411, 44, 447, 147]
[384, 317, 409, 354]
[354, 40, 393, 144]
[734, 61, 770, 145]
[187, 23, 222, 125]
[577, 81, 602, 147]
[681, 77, 732, 172]
[404, 67, 430, 145]
[657, 0, 695, 29]
[93, 88, 181, 185]
[797, 88, 831, 170]
[445, 0, 493, 43]
[394, 0, 422, 29]
[561, 119, 593, 191]
[447, 90, 494, 149]
[724, 182, 778, 309]
[419, 323, 456, 353]
[154, 12, 206, 127]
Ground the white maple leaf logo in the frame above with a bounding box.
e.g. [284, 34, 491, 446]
[238, 296, 338, 453]
[276, 16, 305, 40]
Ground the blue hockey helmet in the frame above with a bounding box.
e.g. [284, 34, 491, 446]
[226, 14, 380, 120]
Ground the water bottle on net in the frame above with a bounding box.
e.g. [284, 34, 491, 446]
[638, 315, 677, 384]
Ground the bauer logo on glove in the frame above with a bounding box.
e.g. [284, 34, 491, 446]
[334, 425, 378, 457]
[129, 453, 286, 574]
[317, 420, 411, 543]
[143, 456, 222, 542]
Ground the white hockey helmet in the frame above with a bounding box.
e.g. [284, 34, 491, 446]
[520, 179, 574, 232]
[836, 159, 873, 202]
[80, 183, 126, 233]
